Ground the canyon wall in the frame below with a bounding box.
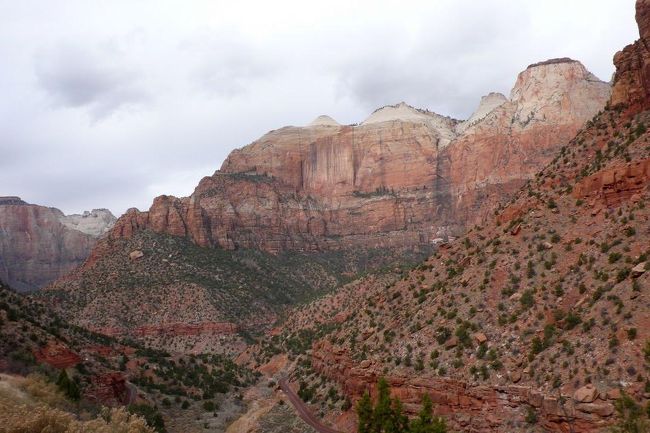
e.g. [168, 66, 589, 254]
[108, 60, 610, 254]
[0, 197, 115, 291]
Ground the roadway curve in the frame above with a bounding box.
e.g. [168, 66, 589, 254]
[279, 378, 343, 433]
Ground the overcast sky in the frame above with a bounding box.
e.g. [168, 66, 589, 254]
[0, 0, 638, 216]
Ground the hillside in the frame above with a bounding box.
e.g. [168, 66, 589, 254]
[1, 277, 264, 433]
[43, 230, 429, 352]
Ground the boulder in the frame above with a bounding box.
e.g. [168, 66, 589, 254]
[129, 250, 144, 260]
[631, 261, 647, 278]
[574, 384, 598, 403]
[473, 332, 488, 344]
[509, 370, 522, 383]
[575, 402, 615, 417]
[606, 388, 622, 400]
[445, 336, 459, 349]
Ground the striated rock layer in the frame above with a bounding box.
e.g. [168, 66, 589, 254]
[0, 198, 116, 292]
[108, 60, 610, 254]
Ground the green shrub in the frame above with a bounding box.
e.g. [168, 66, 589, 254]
[128, 404, 166, 433]
[55, 370, 80, 401]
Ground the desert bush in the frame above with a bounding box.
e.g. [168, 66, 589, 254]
[0, 375, 154, 433]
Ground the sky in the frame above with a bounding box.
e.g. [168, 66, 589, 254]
[0, 0, 638, 216]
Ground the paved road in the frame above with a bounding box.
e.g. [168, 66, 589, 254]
[279, 378, 342, 433]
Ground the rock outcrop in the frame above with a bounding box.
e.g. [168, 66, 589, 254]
[33, 341, 81, 369]
[0, 198, 115, 291]
[572, 158, 650, 206]
[611, 0, 650, 114]
[108, 60, 610, 254]
[311, 341, 618, 433]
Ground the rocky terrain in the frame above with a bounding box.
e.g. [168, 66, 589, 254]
[108, 58, 609, 254]
[0, 197, 115, 292]
[241, 4, 650, 432]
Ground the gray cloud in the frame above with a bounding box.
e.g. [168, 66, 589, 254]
[0, 0, 638, 216]
[34, 44, 149, 119]
[189, 39, 279, 98]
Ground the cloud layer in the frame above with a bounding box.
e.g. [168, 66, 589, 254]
[0, 0, 638, 216]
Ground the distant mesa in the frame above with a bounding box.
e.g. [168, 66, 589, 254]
[308, 115, 340, 127]
[59, 208, 117, 237]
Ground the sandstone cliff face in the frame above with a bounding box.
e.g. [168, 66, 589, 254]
[611, 0, 650, 114]
[0, 198, 115, 292]
[110, 61, 609, 254]
[449, 59, 612, 225]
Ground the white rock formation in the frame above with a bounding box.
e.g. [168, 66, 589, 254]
[362, 102, 459, 148]
[59, 209, 117, 237]
[456, 92, 508, 133]
[510, 58, 611, 128]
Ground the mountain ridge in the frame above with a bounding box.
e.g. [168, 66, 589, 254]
[101, 58, 610, 257]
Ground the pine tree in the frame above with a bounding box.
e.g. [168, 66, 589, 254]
[357, 391, 374, 433]
[410, 394, 446, 433]
[387, 398, 409, 433]
[373, 378, 393, 432]
[56, 369, 80, 401]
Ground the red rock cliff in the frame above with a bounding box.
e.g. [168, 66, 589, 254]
[611, 0, 650, 114]
[0, 198, 115, 292]
[108, 60, 609, 254]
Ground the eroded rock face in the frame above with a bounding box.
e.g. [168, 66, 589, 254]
[33, 341, 81, 369]
[572, 158, 650, 206]
[449, 59, 612, 226]
[0, 198, 115, 292]
[611, 0, 650, 114]
[109, 60, 609, 254]
[311, 341, 617, 433]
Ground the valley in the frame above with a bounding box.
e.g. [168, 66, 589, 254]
[1, 1, 649, 433]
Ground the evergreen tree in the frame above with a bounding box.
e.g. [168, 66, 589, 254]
[387, 398, 409, 433]
[372, 378, 393, 432]
[410, 394, 447, 433]
[56, 369, 80, 401]
[356, 380, 447, 433]
[357, 391, 374, 433]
